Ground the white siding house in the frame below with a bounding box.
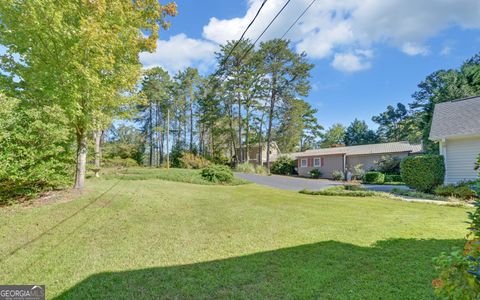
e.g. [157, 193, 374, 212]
[430, 96, 480, 184]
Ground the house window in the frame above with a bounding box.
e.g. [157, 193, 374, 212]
[301, 159, 307, 167]
[314, 158, 321, 167]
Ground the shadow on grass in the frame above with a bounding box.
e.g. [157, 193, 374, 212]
[56, 238, 463, 299]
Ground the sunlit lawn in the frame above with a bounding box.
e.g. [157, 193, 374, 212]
[0, 168, 469, 299]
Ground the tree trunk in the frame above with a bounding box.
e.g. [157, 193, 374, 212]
[93, 130, 102, 177]
[266, 77, 276, 173]
[237, 94, 243, 164]
[227, 102, 237, 164]
[258, 114, 264, 165]
[74, 131, 87, 189]
[245, 107, 250, 163]
[149, 104, 153, 167]
[190, 88, 194, 151]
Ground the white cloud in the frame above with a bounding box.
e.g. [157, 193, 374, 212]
[401, 42, 429, 56]
[200, 0, 480, 72]
[440, 46, 452, 56]
[142, 0, 480, 73]
[140, 34, 218, 74]
[331, 52, 372, 72]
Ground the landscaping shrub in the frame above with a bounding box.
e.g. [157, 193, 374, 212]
[254, 165, 268, 175]
[271, 156, 296, 175]
[169, 143, 185, 168]
[400, 155, 445, 193]
[385, 174, 403, 183]
[235, 162, 256, 173]
[200, 165, 233, 183]
[364, 172, 385, 184]
[433, 199, 480, 298]
[376, 155, 402, 174]
[351, 164, 365, 180]
[390, 188, 449, 201]
[179, 152, 210, 169]
[0, 95, 74, 204]
[435, 182, 478, 200]
[332, 170, 344, 181]
[300, 185, 377, 197]
[309, 169, 323, 179]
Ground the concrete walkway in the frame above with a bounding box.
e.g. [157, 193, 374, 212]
[235, 173, 342, 191]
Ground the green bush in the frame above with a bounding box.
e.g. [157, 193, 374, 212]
[300, 185, 377, 197]
[271, 156, 296, 175]
[200, 165, 233, 183]
[376, 155, 402, 174]
[309, 168, 323, 179]
[364, 172, 385, 184]
[433, 196, 480, 297]
[385, 174, 403, 183]
[235, 162, 256, 173]
[0, 95, 74, 204]
[400, 155, 445, 192]
[351, 164, 365, 180]
[332, 170, 344, 181]
[179, 152, 210, 169]
[434, 183, 477, 200]
[254, 165, 268, 175]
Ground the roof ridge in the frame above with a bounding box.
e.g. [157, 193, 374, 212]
[438, 95, 480, 104]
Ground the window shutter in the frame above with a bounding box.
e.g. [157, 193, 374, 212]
[321, 157, 325, 167]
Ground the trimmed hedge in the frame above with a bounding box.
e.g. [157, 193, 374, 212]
[400, 155, 445, 193]
[385, 174, 403, 183]
[364, 172, 385, 184]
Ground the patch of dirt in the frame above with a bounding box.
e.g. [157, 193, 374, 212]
[22, 188, 91, 208]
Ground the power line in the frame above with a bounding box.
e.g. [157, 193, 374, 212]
[238, 0, 292, 63]
[281, 0, 317, 40]
[215, 0, 268, 77]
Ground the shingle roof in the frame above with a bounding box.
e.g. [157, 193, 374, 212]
[430, 96, 480, 140]
[294, 141, 422, 157]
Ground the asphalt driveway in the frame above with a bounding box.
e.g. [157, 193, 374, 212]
[235, 173, 341, 191]
[235, 173, 409, 192]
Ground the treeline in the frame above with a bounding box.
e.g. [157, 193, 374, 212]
[107, 39, 322, 169]
[320, 53, 480, 150]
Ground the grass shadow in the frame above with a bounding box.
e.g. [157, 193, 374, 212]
[55, 238, 462, 299]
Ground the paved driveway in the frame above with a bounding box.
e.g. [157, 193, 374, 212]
[236, 173, 409, 192]
[235, 173, 341, 191]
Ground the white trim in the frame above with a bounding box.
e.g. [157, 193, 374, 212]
[430, 133, 480, 141]
[313, 157, 320, 167]
[300, 159, 307, 167]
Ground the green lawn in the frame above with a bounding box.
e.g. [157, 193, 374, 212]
[0, 168, 470, 299]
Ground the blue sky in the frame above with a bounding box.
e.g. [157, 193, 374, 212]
[143, 1, 480, 129]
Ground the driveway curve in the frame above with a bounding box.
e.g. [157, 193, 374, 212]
[235, 173, 341, 191]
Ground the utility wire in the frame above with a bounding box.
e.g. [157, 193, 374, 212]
[214, 0, 268, 77]
[238, 0, 292, 63]
[281, 0, 317, 40]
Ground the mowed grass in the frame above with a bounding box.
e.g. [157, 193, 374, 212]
[102, 167, 249, 185]
[0, 168, 470, 299]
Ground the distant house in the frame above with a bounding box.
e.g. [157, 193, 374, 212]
[235, 142, 281, 165]
[429, 96, 480, 184]
[295, 142, 422, 178]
